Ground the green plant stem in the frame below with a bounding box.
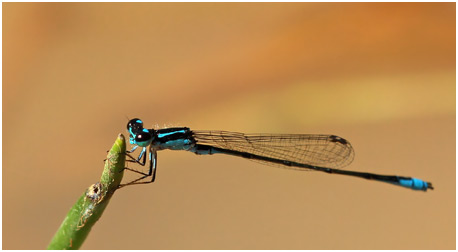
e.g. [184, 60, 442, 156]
[47, 134, 126, 249]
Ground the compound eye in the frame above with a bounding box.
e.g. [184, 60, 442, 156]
[135, 129, 153, 147]
[127, 118, 143, 131]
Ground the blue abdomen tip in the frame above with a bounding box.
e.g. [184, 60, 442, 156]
[399, 177, 431, 191]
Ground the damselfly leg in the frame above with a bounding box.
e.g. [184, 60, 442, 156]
[121, 145, 157, 187]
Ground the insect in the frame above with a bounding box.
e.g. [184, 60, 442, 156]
[123, 118, 433, 191]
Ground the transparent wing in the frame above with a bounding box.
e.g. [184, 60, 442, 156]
[192, 131, 355, 169]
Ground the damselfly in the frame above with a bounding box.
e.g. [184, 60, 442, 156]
[123, 118, 433, 191]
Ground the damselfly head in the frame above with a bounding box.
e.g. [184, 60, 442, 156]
[127, 118, 144, 132]
[134, 128, 153, 147]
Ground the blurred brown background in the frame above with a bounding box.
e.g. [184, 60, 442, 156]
[3, 2, 455, 249]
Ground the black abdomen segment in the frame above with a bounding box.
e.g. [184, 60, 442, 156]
[190, 144, 432, 191]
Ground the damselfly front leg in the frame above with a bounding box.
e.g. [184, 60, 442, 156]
[120, 146, 158, 188]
